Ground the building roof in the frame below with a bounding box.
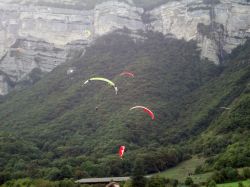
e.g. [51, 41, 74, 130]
[76, 177, 130, 184]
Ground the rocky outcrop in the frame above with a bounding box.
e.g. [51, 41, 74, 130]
[0, 37, 69, 93]
[0, 2, 92, 94]
[149, 0, 250, 63]
[0, 1, 144, 94]
[94, 1, 144, 36]
[0, 74, 11, 95]
[2, 38, 66, 77]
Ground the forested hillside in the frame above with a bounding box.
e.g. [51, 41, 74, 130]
[191, 40, 250, 171]
[0, 31, 249, 183]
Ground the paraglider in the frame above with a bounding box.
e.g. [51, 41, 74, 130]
[220, 107, 230, 110]
[67, 67, 75, 75]
[119, 71, 134, 78]
[119, 146, 125, 159]
[129, 106, 155, 120]
[83, 77, 118, 95]
[83, 30, 91, 38]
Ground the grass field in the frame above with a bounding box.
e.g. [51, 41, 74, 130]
[156, 156, 212, 183]
[217, 180, 250, 187]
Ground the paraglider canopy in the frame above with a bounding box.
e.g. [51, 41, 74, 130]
[130, 106, 155, 120]
[83, 30, 91, 38]
[119, 71, 134, 78]
[119, 146, 125, 159]
[83, 77, 118, 95]
[220, 107, 230, 110]
[67, 67, 76, 75]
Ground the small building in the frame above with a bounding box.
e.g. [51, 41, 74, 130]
[75, 177, 130, 186]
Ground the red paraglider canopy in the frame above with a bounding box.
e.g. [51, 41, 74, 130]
[119, 146, 125, 159]
[129, 106, 155, 120]
[119, 71, 134, 78]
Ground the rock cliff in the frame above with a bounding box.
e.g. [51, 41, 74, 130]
[0, 0, 249, 94]
[149, 0, 250, 63]
[0, 0, 144, 94]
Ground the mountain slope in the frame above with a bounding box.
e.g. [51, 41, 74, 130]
[190, 42, 250, 171]
[0, 32, 249, 181]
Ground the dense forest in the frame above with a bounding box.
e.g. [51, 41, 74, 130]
[0, 31, 249, 185]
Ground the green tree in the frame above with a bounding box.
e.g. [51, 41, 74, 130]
[207, 180, 217, 187]
[131, 159, 147, 187]
[60, 165, 73, 179]
[35, 179, 56, 187]
[124, 180, 132, 187]
[46, 167, 61, 180]
[210, 171, 224, 183]
[238, 182, 244, 187]
[222, 167, 239, 181]
[195, 165, 203, 174]
[185, 177, 194, 186]
[58, 179, 75, 187]
[146, 175, 165, 187]
[242, 167, 250, 179]
[169, 179, 178, 187]
[0, 172, 10, 185]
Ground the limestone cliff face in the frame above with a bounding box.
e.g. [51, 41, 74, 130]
[0, 0, 249, 94]
[0, 38, 66, 80]
[149, 0, 250, 63]
[94, 1, 144, 36]
[0, 1, 144, 94]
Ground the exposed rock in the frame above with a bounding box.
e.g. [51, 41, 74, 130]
[0, 0, 249, 94]
[0, 38, 66, 81]
[0, 74, 11, 95]
[94, 1, 144, 36]
[0, 1, 145, 95]
[149, 0, 250, 63]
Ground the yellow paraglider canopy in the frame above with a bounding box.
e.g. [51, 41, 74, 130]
[83, 77, 118, 95]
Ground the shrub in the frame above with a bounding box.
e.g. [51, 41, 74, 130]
[207, 180, 217, 187]
[242, 167, 250, 179]
[238, 181, 244, 187]
[146, 176, 166, 187]
[185, 177, 194, 186]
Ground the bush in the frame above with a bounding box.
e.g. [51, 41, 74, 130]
[242, 167, 250, 179]
[58, 179, 75, 187]
[185, 177, 194, 186]
[207, 180, 217, 187]
[238, 182, 244, 187]
[221, 167, 239, 181]
[0, 172, 11, 185]
[210, 171, 224, 183]
[131, 159, 147, 187]
[169, 179, 178, 187]
[124, 180, 132, 187]
[210, 167, 239, 183]
[146, 176, 166, 187]
[34, 179, 56, 187]
[195, 165, 203, 174]
[46, 168, 61, 180]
